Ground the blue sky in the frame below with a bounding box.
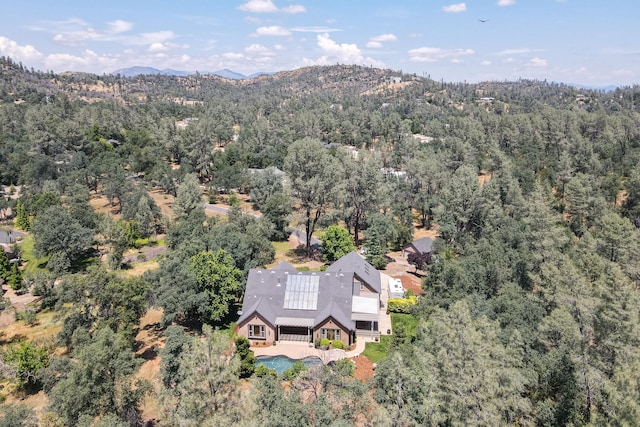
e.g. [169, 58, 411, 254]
[0, 0, 637, 86]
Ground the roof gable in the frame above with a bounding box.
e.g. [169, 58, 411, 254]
[405, 237, 433, 254]
[325, 251, 381, 293]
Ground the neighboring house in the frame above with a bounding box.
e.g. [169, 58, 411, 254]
[402, 237, 434, 258]
[237, 252, 382, 346]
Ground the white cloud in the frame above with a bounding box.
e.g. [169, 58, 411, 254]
[238, 0, 278, 13]
[366, 34, 397, 49]
[107, 20, 133, 34]
[481, 60, 492, 65]
[497, 48, 532, 55]
[0, 36, 43, 61]
[148, 42, 167, 52]
[282, 5, 306, 14]
[291, 26, 341, 33]
[223, 52, 245, 60]
[529, 57, 547, 67]
[497, 0, 515, 6]
[303, 33, 384, 68]
[443, 3, 467, 13]
[245, 43, 274, 56]
[370, 34, 397, 43]
[408, 46, 474, 62]
[136, 31, 176, 45]
[44, 49, 117, 72]
[274, 44, 285, 51]
[254, 26, 291, 36]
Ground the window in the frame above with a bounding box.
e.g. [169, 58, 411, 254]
[321, 328, 341, 341]
[248, 324, 265, 339]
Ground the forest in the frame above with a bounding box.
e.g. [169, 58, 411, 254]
[1, 55, 640, 426]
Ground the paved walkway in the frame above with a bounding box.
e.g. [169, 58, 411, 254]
[251, 333, 374, 361]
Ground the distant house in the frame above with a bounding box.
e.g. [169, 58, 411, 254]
[237, 252, 382, 346]
[380, 167, 407, 180]
[402, 237, 434, 258]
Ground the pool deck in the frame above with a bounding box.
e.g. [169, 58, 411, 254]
[251, 333, 374, 362]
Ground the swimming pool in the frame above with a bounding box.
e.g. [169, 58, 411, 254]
[255, 355, 323, 375]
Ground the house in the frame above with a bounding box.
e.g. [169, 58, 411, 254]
[237, 252, 382, 346]
[402, 237, 434, 258]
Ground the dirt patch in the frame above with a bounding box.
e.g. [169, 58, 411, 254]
[122, 245, 167, 265]
[351, 354, 375, 381]
[135, 308, 165, 424]
[89, 193, 122, 219]
[89, 187, 175, 221]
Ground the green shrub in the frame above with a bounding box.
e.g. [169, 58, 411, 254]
[282, 360, 307, 381]
[333, 358, 354, 376]
[332, 339, 344, 349]
[366, 254, 388, 270]
[387, 295, 417, 314]
[254, 364, 277, 379]
[314, 337, 321, 348]
[15, 310, 38, 326]
[320, 338, 330, 349]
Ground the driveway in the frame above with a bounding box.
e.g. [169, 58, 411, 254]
[290, 229, 321, 248]
[0, 229, 24, 245]
[203, 203, 260, 218]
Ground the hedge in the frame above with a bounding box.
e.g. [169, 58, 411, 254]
[387, 295, 417, 314]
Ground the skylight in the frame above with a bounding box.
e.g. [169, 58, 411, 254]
[283, 274, 319, 310]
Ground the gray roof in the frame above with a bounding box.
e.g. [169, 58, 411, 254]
[272, 260, 296, 270]
[326, 251, 381, 294]
[238, 269, 359, 331]
[406, 237, 433, 254]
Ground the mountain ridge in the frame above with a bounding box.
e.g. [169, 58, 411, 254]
[110, 66, 271, 80]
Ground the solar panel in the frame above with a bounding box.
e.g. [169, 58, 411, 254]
[283, 274, 319, 310]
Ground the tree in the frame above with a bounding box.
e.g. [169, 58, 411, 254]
[340, 153, 383, 244]
[375, 300, 531, 425]
[249, 167, 284, 210]
[160, 326, 244, 426]
[1, 341, 49, 386]
[48, 327, 148, 426]
[31, 205, 94, 273]
[262, 192, 292, 241]
[121, 189, 161, 239]
[189, 249, 243, 324]
[0, 404, 38, 427]
[173, 173, 204, 221]
[14, 200, 30, 230]
[66, 183, 97, 230]
[284, 138, 342, 254]
[99, 217, 128, 270]
[321, 225, 356, 262]
[159, 325, 191, 389]
[407, 251, 432, 272]
[234, 336, 256, 379]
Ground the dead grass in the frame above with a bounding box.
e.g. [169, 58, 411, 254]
[135, 308, 165, 424]
[121, 259, 160, 277]
[0, 310, 63, 346]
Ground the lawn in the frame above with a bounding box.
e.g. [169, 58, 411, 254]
[391, 313, 419, 338]
[17, 234, 48, 274]
[362, 335, 392, 363]
[361, 313, 419, 363]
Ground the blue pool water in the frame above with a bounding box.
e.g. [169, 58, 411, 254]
[256, 355, 323, 375]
